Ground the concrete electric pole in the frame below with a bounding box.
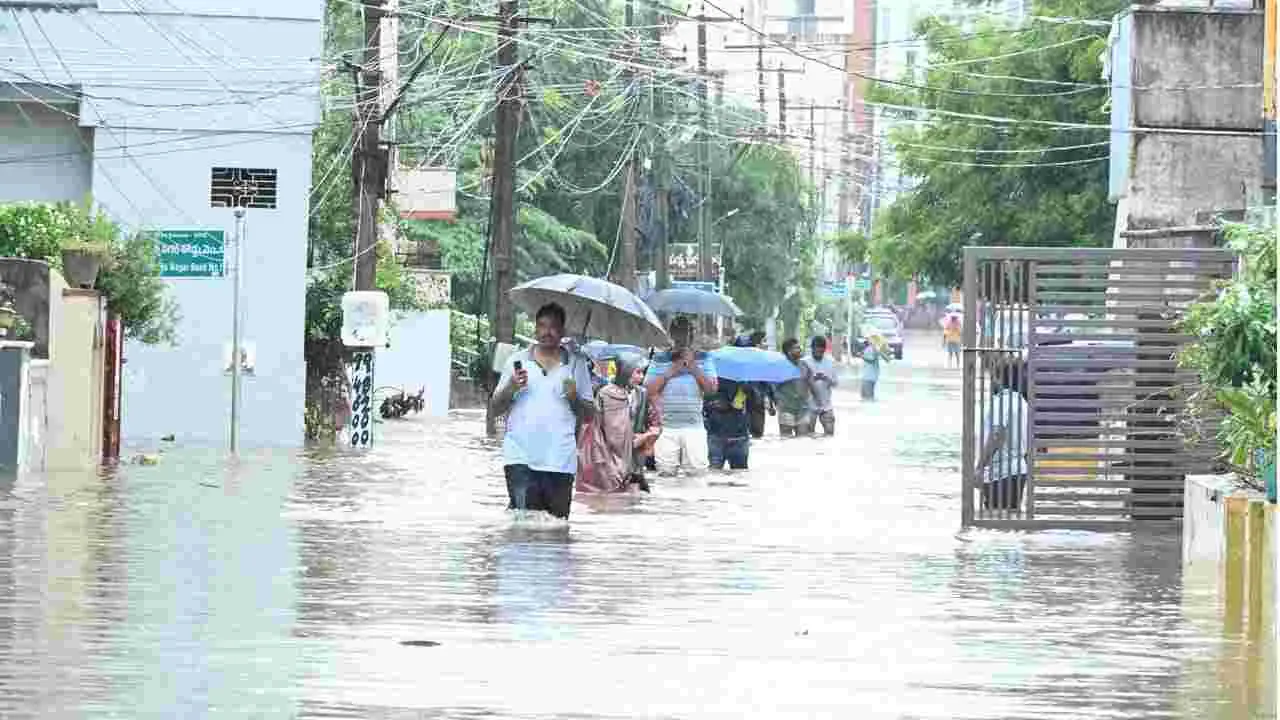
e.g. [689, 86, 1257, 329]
[353, 0, 388, 293]
[612, 0, 639, 291]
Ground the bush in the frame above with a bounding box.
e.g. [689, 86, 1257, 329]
[0, 203, 70, 263]
[1180, 223, 1277, 484]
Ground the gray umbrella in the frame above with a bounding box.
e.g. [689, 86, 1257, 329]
[509, 273, 670, 347]
[644, 288, 742, 318]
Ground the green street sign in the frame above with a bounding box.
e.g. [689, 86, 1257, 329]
[157, 230, 225, 278]
[854, 277, 871, 291]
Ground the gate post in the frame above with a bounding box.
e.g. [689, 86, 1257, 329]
[1024, 262, 1037, 520]
[960, 249, 978, 528]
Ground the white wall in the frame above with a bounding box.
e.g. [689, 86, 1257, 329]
[377, 310, 451, 419]
[102, 130, 313, 445]
[0, 3, 322, 447]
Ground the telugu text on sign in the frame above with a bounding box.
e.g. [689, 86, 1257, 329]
[157, 230, 225, 278]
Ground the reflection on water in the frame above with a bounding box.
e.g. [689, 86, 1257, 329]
[0, 340, 1271, 718]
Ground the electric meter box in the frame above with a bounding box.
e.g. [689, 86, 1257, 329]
[341, 291, 390, 348]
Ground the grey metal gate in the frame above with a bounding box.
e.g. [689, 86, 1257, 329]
[960, 247, 1236, 531]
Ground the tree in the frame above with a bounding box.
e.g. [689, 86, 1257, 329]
[830, 229, 869, 266]
[867, 0, 1123, 286]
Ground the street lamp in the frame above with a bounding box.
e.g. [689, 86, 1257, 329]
[713, 207, 741, 341]
[714, 207, 740, 226]
[714, 208, 741, 295]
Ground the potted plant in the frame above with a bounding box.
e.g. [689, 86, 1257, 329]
[60, 239, 109, 289]
[59, 203, 116, 289]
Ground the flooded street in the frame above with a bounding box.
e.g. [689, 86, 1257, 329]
[0, 331, 1271, 718]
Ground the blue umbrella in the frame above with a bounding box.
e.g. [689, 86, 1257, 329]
[645, 288, 742, 318]
[710, 346, 801, 383]
[581, 340, 647, 361]
[510, 274, 669, 347]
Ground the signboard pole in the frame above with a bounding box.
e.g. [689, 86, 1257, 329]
[348, 348, 374, 448]
[340, 291, 389, 449]
[229, 208, 245, 454]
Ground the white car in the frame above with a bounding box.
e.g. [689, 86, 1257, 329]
[859, 310, 904, 360]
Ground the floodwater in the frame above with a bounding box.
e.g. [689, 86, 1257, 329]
[0, 332, 1272, 718]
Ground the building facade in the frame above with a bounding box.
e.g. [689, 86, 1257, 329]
[0, 0, 323, 447]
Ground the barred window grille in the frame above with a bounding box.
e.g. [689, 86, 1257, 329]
[210, 167, 278, 210]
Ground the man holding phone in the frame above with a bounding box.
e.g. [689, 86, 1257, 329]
[491, 303, 593, 519]
[645, 316, 717, 476]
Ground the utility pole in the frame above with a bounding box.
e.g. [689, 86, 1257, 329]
[838, 103, 851, 230]
[697, 6, 711, 285]
[483, 0, 554, 342]
[379, 0, 400, 254]
[808, 101, 816, 187]
[726, 42, 802, 138]
[652, 18, 671, 291]
[756, 45, 766, 124]
[776, 65, 787, 138]
[353, 0, 387, 292]
[230, 208, 245, 453]
[489, 0, 521, 345]
[612, 0, 638, 291]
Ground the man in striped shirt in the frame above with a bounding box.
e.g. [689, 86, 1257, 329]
[645, 316, 718, 476]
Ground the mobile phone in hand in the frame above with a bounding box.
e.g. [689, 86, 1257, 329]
[514, 360, 523, 371]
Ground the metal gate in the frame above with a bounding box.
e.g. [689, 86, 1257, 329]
[960, 247, 1236, 531]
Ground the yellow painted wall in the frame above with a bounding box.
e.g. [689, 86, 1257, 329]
[47, 289, 105, 471]
[1181, 493, 1276, 718]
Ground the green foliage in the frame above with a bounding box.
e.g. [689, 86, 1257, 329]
[0, 201, 178, 345]
[1181, 224, 1277, 394]
[98, 231, 180, 345]
[0, 203, 70, 262]
[867, 0, 1122, 285]
[61, 201, 117, 253]
[1180, 223, 1277, 482]
[714, 142, 815, 323]
[1217, 379, 1276, 472]
[830, 230, 869, 266]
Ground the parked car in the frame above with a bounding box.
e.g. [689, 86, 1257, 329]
[858, 310, 904, 360]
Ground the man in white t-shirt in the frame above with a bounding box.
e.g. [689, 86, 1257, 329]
[802, 336, 839, 435]
[490, 303, 594, 519]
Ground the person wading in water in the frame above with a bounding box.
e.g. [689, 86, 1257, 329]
[491, 303, 594, 519]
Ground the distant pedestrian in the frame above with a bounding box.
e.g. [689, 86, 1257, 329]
[646, 316, 718, 476]
[860, 334, 891, 401]
[942, 314, 962, 369]
[776, 338, 813, 437]
[803, 336, 838, 436]
[737, 331, 776, 439]
[491, 303, 594, 519]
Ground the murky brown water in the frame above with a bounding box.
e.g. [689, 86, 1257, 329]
[0, 334, 1272, 718]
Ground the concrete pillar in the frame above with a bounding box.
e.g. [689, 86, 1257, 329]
[47, 290, 105, 471]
